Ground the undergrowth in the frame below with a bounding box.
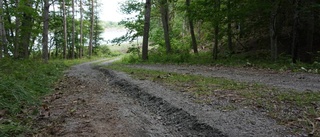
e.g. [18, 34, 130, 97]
[0, 58, 93, 136]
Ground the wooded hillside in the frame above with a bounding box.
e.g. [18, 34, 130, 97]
[118, 0, 320, 64]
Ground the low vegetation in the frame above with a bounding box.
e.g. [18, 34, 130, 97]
[102, 21, 124, 29]
[121, 51, 320, 74]
[0, 58, 95, 136]
[106, 63, 320, 136]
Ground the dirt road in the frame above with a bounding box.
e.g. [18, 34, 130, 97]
[33, 60, 319, 136]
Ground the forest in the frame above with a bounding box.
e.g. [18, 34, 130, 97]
[116, 0, 320, 66]
[0, 0, 319, 65]
[0, 0, 320, 136]
[0, 0, 106, 62]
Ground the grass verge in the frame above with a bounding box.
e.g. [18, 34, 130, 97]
[121, 52, 320, 74]
[106, 63, 320, 136]
[0, 58, 95, 136]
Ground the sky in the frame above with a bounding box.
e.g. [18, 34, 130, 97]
[98, 0, 128, 22]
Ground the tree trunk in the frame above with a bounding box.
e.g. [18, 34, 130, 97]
[51, 1, 58, 58]
[93, 0, 98, 49]
[213, 26, 219, 60]
[42, 0, 49, 63]
[291, 0, 300, 63]
[0, 27, 2, 59]
[0, 0, 6, 59]
[62, 0, 67, 59]
[186, 0, 198, 54]
[71, 0, 75, 59]
[302, 0, 315, 62]
[29, 0, 40, 56]
[227, 0, 233, 54]
[20, 0, 34, 59]
[14, 0, 20, 58]
[160, 0, 171, 54]
[3, 0, 12, 57]
[80, 0, 83, 58]
[270, 0, 280, 61]
[88, 0, 94, 57]
[142, 0, 151, 60]
[239, 21, 244, 39]
[213, 0, 220, 60]
[49, 36, 54, 59]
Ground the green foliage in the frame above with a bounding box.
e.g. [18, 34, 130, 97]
[0, 122, 27, 137]
[111, 0, 144, 45]
[126, 45, 140, 55]
[121, 53, 142, 64]
[106, 64, 248, 93]
[120, 0, 144, 14]
[0, 58, 93, 136]
[94, 45, 122, 57]
[148, 52, 191, 64]
[102, 21, 124, 28]
[93, 20, 105, 47]
[120, 48, 320, 74]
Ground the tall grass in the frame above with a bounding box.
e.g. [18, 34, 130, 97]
[0, 58, 92, 136]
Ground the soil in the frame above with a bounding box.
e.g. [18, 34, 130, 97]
[32, 59, 320, 137]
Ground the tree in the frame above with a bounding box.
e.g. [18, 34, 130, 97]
[119, 0, 320, 63]
[159, 0, 171, 53]
[186, 0, 198, 54]
[113, 0, 144, 45]
[71, 0, 75, 59]
[42, 0, 50, 63]
[213, 0, 220, 60]
[299, 0, 315, 63]
[0, 0, 103, 60]
[142, 0, 151, 60]
[269, 0, 281, 61]
[14, 0, 20, 58]
[3, 0, 11, 58]
[79, 0, 84, 58]
[290, 0, 317, 63]
[291, 0, 301, 64]
[62, 0, 67, 59]
[20, 0, 36, 58]
[88, 0, 94, 57]
[226, 0, 233, 54]
[0, 0, 7, 59]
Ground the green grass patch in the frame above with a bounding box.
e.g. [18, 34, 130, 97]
[121, 51, 320, 74]
[106, 64, 320, 135]
[0, 58, 96, 137]
[106, 63, 248, 93]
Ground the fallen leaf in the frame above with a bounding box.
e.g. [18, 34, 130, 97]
[42, 104, 49, 111]
[0, 110, 7, 117]
[41, 111, 51, 118]
[70, 108, 76, 113]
